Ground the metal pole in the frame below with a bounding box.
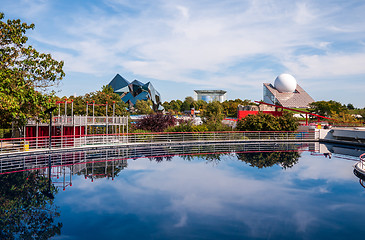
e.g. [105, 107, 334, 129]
[306, 113, 308, 126]
[106, 102, 108, 135]
[93, 101, 95, 124]
[85, 101, 88, 136]
[113, 102, 115, 135]
[49, 112, 52, 149]
[106, 102, 108, 117]
[65, 99, 67, 116]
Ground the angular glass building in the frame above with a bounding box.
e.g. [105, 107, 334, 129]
[194, 90, 227, 103]
[108, 74, 162, 111]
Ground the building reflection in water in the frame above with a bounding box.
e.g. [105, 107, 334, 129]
[1, 142, 364, 192]
[0, 142, 315, 191]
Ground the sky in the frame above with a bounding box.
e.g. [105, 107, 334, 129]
[2, 0, 365, 107]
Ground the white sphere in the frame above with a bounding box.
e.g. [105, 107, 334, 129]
[274, 73, 297, 92]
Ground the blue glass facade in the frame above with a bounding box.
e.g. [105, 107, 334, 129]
[108, 74, 162, 111]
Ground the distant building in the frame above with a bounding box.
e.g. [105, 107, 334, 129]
[237, 104, 283, 119]
[263, 73, 314, 108]
[194, 90, 227, 103]
[108, 74, 162, 111]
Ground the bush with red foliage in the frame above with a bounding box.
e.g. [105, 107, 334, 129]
[135, 113, 177, 132]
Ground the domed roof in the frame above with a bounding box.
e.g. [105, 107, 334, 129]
[274, 73, 297, 93]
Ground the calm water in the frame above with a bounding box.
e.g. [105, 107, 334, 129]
[1, 142, 365, 239]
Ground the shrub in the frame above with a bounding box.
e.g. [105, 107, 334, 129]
[191, 124, 209, 132]
[131, 129, 151, 133]
[135, 113, 177, 132]
[236, 112, 298, 131]
[165, 119, 193, 132]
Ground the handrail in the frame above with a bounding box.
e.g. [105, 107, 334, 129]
[0, 131, 316, 155]
[0, 130, 313, 141]
[0, 142, 313, 175]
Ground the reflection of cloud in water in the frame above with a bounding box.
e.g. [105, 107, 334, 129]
[286, 154, 354, 181]
[59, 153, 361, 238]
[294, 211, 317, 232]
[173, 212, 187, 228]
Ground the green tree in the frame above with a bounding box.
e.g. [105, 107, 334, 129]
[236, 112, 298, 131]
[134, 99, 153, 114]
[330, 110, 359, 125]
[180, 96, 195, 112]
[0, 13, 65, 128]
[222, 99, 253, 117]
[346, 103, 355, 110]
[82, 85, 128, 116]
[195, 100, 207, 112]
[58, 85, 128, 117]
[309, 100, 346, 117]
[162, 101, 171, 111]
[169, 100, 183, 114]
[201, 101, 230, 131]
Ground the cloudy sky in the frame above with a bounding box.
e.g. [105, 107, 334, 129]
[2, 0, 365, 107]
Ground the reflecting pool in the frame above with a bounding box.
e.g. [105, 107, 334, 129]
[1, 142, 365, 239]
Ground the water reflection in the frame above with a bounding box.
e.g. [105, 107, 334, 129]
[1, 142, 365, 239]
[237, 151, 301, 169]
[0, 142, 313, 187]
[0, 171, 61, 239]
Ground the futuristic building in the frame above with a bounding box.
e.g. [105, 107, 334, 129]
[108, 74, 162, 111]
[194, 90, 227, 103]
[263, 74, 314, 108]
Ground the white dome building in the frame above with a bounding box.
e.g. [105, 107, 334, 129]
[274, 73, 297, 93]
[263, 74, 314, 108]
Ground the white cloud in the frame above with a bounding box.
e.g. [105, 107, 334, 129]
[3, 0, 365, 104]
[284, 53, 365, 79]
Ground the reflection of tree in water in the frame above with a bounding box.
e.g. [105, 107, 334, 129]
[77, 161, 127, 179]
[149, 155, 173, 162]
[236, 151, 301, 169]
[0, 171, 62, 239]
[180, 153, 225, 165]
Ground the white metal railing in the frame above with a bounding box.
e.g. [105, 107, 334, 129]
[0, 142, 311, 175]
[0, 131, 315, 155]
[27, 116, 128, 126]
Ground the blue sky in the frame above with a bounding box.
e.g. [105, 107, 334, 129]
[2, 0, 365, 107]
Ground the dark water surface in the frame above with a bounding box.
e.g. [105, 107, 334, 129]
[1, 142, 365, 239]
